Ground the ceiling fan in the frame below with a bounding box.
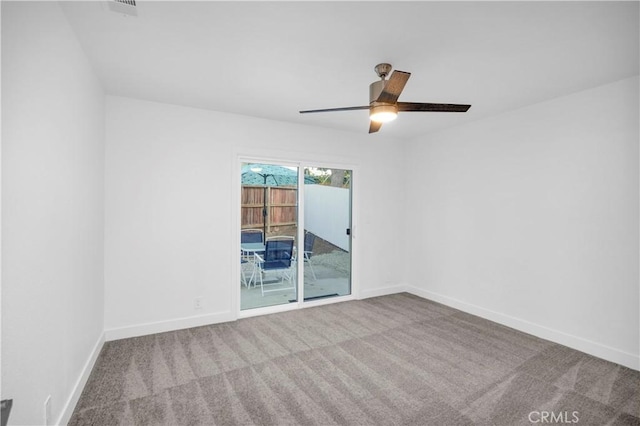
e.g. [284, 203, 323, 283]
[300, 63, 471, 134]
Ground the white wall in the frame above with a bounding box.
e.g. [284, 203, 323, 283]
[404, 77, 639, 369]
[104, 95, 405, 336]
[1, 2, 106, 425]
[304, 184, 351, 251]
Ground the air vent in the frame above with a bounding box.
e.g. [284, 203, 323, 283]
[108, 0, 137, 17]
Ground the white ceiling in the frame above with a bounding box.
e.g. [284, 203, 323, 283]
[60, 1, 639, 140]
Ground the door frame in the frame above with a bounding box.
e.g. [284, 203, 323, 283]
[234, 155, 358, 319]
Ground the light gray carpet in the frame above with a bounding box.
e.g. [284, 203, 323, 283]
[70, 293, 640, 425]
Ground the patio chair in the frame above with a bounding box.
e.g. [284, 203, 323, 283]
[254, 237, 295, 296]
[240, 229, 265, 289]
[265, 235, 295, 241]
[241, 228, 264, 260]
[241, 229, 264, 244]
[303, 231, 317, 280]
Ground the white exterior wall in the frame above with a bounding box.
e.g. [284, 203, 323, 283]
[304, 184, 351, 251]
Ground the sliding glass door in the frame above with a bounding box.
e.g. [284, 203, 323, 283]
[239, 161, 352, 311]
[301, 167, 352, 301]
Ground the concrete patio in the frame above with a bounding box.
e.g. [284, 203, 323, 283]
[240, 254, 350, 310]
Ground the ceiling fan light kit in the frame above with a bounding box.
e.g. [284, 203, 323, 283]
[369, 103, 398, 123]
[300, 63, 471, 134]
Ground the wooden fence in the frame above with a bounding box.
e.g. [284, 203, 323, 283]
[241, 185, 297, 231]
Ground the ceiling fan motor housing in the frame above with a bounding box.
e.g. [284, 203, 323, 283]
[369, 79, 386, 103]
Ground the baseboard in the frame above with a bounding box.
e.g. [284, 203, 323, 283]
[104, 285, 407, 341]
[104, 311, 236, 341]
[359, 283, 408, 299]
[406, 286, 640, 371]
[57, 332, 105, 426]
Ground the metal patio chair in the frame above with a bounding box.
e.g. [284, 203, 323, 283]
[303, 231, 317, 280]
[254, 237, 295, 296]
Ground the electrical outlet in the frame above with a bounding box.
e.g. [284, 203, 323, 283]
[44, 395, 51, 426]
[194, 297, 203, 310]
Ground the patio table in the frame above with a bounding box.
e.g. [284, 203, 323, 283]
[241, 242, 265, 255]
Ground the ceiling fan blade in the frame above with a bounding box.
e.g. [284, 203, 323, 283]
[299, 106, 369, 114]
[397, 102, 471, 112]
[369, 121, 382, 134]
[376, 71, 411, 104]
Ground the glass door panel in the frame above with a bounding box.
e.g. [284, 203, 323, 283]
[240, 162, 298, 310]
[302, 167, 352, 301]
